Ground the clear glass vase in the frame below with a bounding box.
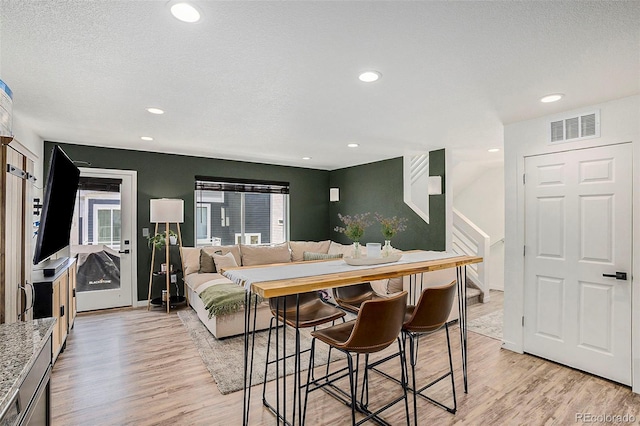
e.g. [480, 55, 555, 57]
[382, 240, 392, 257]
[352, 241, 361, 258]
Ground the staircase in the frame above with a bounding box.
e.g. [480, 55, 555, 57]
[453, 208, 490, 303]
[466, 278, 484, 306]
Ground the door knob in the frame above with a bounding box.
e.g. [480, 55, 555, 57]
[602, 272, 627, 280]
[119, 249, 130, 254]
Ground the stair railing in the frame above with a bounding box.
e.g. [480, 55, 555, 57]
[452, 208, 490, 302]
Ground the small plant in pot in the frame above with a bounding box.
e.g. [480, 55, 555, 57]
[147, 229, 178, 250]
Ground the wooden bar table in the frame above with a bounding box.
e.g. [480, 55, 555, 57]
[223, 251, 483, 426]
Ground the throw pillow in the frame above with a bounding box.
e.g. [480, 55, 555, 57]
[303, 251, 343, 261]
[201, 244, 242, 267]
[181, 247, 201, 276]
[199, 249, 217, 273]
[240, 243, 291, 266]
[213, 252, 238, 271]
[328, 241, 354, 257]
[290, 240, 331, 262]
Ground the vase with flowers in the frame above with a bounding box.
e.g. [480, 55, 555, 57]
[334, 212, 373, 258]
[374, 213, 408, 257]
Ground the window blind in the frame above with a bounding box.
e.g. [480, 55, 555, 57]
[194, 176, 289, 194]
[78, 177, 122, 192]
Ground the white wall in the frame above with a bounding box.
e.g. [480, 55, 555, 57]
[454, 165, 504, 290]
[11, 113, 44, 182]
[503, 95, 640, 390]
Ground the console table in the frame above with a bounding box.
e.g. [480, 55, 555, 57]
[224, 251, 483, 425]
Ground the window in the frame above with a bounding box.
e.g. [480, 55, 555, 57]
[235, 233, 262, 245]
[194, 177, 289, 247]
[196, 204, 212, 245]
[93, 204, 121, 249]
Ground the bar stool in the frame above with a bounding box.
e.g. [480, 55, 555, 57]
[369, 280, 458, 424]
[303, 291, 409, 425]
[263, 291, 346, 419]
[332, 282, 385, 313]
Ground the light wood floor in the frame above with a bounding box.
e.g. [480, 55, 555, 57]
[51, 291, 640, 425]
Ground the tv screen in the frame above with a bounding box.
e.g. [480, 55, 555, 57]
[33, 146, 81, 265]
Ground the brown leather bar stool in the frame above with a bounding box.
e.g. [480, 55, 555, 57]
[303, 291, 410, 426]
[369, 280, 458, 424]
[262, 291, 346, 421]
[332, 282, 385, 313]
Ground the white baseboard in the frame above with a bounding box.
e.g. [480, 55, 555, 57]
[135, 300, 148, 308]
[501, 340, 523, 353]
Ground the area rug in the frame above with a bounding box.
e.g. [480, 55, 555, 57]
[178, 309, 341, 395]
[467, 309, 503, 341]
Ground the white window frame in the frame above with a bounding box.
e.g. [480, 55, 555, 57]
[235, 232, 262, 245]
[194, 179, 290, 247]
[92, 203, 121, 249]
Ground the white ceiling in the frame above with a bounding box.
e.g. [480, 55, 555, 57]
[1, 1, 638, 170]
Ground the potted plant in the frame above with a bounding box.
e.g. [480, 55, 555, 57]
[334, 213, 373, 258]
[374, 213, 408, 257]
[147, 229, 178, 251]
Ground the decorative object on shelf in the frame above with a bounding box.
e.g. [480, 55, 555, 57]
[374, 213, 408, 257]
[334, 212, 373, 259]
[147, 198, 185, 313]
[147, 229, 178, 251]
[160, 263, 174, 273]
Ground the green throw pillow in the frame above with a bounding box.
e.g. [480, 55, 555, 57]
[303, 251, 343, 261]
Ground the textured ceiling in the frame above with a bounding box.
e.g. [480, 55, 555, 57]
[1, 1, 638, 170]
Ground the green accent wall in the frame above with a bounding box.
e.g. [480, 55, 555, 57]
[44, 142, 446, 303]
[329, 150, 446, 251]
[44, 142, 330, 301]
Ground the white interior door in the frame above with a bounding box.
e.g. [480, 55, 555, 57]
[71, 168, 137, 311]
[524, 143, 632, 385]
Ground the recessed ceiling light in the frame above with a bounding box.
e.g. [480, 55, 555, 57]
[347, 143, 359, 148]
[146, 107, 164, 115]
[170, 2, 201, 23]
[358, 71, 381, 83]
[488, 148, 500, 153]
[141, 136, 154, 141]
[302, 156, 312, 160]
[540, 93, 564, 103]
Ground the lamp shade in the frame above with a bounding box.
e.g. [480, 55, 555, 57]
[150, 198, 184, 223]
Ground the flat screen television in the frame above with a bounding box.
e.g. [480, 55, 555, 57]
[33, 145, 81, 265]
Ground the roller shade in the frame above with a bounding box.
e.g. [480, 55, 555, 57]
[78, 177, 122, 192]
[195, 176, 289, 194]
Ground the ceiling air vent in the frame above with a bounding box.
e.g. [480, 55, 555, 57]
[548, 110, 600, 144]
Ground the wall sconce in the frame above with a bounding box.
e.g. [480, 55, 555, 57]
[428, 176, 443, 195]
[330, 188, 340, 202]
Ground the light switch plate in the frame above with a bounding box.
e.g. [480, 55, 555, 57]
[142, 227, 149, 237]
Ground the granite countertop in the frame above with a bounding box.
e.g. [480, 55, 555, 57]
[0, 318, 56, 420]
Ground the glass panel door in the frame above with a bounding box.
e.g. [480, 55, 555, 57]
[70, 170, 135, 311]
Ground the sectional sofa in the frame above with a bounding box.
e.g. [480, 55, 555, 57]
[181, 240, 402, 339]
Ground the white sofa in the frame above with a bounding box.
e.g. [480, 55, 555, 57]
[181, 240, 404, 339]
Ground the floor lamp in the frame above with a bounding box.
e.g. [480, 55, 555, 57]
[147, 198, 184, 313]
